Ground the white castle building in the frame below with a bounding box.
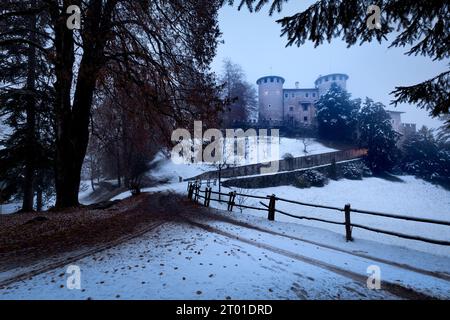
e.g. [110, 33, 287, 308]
[256, 73, 349, 127]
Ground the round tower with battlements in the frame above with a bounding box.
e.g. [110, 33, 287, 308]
[256, 75, 285, 124]
[315, 73, 349, 96]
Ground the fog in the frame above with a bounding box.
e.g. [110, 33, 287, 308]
[212, 2, 448, 129]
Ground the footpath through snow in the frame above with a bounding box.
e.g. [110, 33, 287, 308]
[1, 192, 449, 300]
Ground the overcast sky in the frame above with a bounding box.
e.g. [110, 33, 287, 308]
[211, 2, 448, 129]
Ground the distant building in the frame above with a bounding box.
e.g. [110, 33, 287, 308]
[256, 73, 349, 127]
[256, 73, 416, 136]
[386, 110, 416, 137]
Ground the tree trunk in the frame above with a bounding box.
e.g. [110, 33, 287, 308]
[55, 70, 95, 208]
[90, 157, 96, 193]
[53, 12, 76, 208]
[36, 189, 43, 212]
[22, 1, 37, 212]
[116, 147, 121, 187]
[52, 2, 115, 208]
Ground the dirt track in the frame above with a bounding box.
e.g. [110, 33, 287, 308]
[0, 192, 184, 275]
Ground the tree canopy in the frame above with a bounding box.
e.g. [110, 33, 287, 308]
[358, 98, 400, 172]
[315, 83, 358, 141]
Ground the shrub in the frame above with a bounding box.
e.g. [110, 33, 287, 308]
[328, 159, 338, 180]
[361, 164, 373, 177]
[342, 162, 363, 180]
[294, 170, 328, 188]
[341, 162, 372, 179]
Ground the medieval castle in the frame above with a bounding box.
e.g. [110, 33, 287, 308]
[256, 73, 416, 135]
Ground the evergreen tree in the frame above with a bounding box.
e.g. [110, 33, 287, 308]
[437, 117, 450, 145]
[401, 126, 450, 184]
[402, 126, 439, 175]
[0, 0, 55, 211]
[358, 98, 400, 172]
[315, 83, 358, 141]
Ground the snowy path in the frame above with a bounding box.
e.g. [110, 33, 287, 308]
[179, 211, 450, 299]
[0, 221, 396, 300]
[1, 193, 449, 300]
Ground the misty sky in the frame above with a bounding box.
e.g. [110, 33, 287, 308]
[211, 2, 449, 129]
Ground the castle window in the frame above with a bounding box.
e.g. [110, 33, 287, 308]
[332, 76, 336, 80]
[285, 93, 288, 98]
[313, 93, 316, 97]
[264, 78, 267, 83]
[325, 77, 329, 81]
[268, 104, 271, 108]
[289, 106, 294, 111]
[304, 116, 308, 122]
[270, 77, 274, 82]
[292, 93, 295, 98]
[302, 104, 308, 111]
[305, 93, 309, 98]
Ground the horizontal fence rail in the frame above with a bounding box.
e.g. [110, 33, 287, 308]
[186, 181, 450, 246]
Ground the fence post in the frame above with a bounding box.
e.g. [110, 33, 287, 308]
[194, 185, 200, 202]
[227, 192, 236, 212]
[208, 188, 212, 207]
[344, 204, 353, 242]
[268, 195, 276, 221]
[231, 191, 236, 212]
[204, 187, 211, 207]
[188, 183, 193, 200]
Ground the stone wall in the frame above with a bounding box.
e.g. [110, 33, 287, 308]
[187, 148, 367, 181]
[222, 159, 365, 189]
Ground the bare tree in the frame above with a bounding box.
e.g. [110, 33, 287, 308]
[302, 138, 313, 155]
[233, 187, 256, 213]
[219, 59, 258, 127]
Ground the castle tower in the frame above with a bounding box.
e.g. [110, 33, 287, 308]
[315, 73, 349, 96]
[256, 75, 285, 124]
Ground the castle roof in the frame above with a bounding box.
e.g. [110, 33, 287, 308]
[314, 73, 349, 86]
[256, 75, 285, 85]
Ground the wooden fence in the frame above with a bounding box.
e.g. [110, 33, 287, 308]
[187, 182, 450, 246]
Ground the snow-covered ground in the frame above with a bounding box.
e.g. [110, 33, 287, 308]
[0, 138, 333, 214]
[211, 176, 450, 257]
[71, 136, 450, 258]
[115, 167, 450, 257]
[2, 202, 449, 300]
[0, 202, 21, 215]
[150, 137, 335, 182]
[2, 136, 450, 300]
